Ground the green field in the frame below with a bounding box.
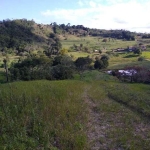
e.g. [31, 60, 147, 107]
[0, 72, 150, 149]
[60, 35, 150, 69]
[61, 35, 136, 50]
[0, 35, 150, 149]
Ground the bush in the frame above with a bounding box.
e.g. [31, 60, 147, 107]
[94, 60, 104, 69]
[134, 48, 142, 55]
[94, 55, 109, 70]
[138, 56, 145, 61]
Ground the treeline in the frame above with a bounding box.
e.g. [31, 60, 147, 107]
[8, 54, 109, 81]
[50, 22, 136, 40]
[142, 34, 150, 39]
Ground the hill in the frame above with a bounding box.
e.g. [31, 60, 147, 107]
[0, 19, 140, 54]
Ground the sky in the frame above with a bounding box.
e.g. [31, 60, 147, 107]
[0, 0, 150, 33]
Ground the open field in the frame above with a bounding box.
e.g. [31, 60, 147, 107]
[61, 35, 137, 50]
[108, 52, 150, 69]
[61, 35, 150, 69]
[0, 71, 150, 149]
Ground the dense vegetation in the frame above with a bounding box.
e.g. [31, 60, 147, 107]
[51, 22, 136, 40]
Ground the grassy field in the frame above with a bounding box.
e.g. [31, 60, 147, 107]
[0, 71, 150, 149]
[108, 52, 150, 69]
[142, 51, 150, 59]
[61, 35, 150, 69]
[0, 35, 150, 149]
[0, 80, 88, 149]
[61, 35, 136, 50]
[88, 81, 150, 149]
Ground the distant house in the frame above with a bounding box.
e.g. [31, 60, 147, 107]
[117, 48, 125, 52]
[93, 50, 99, 53]
[128, 45, 146, 52]
[128, 46, 136, 52]
[107, 69, 137, 76]
[118, 69, 137, 76]
[115, 48, 125, 52]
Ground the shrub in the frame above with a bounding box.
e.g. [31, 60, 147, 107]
[138, 56, 145, 61]
[134, 48, 142, 55]
[94, 55, 109, 70]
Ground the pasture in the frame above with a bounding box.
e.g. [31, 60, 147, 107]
[0, 72, 150, 149]
[0, 35, 150, 149]
[61, 35, 150, 69]
[61, 35, 136, 50]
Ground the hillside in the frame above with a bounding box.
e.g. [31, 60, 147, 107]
[0, 19, 53, 54]
[0, 19, 141, 53]
[0, 72, 150, 149]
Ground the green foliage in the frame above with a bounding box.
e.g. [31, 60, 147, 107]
[75, 56, 92, 70]
[9, 57, 53, 80]
[94, 55, 109, 69]
[52, 64, 74, 80]
[138, 56, 145, 61]
[44, 33, 62, 57]
[134, 48, 142, 55]
[94, 59, 104, 69]
[59, 48, 68, 55]
[9, 55, 75, 81]
[0, 19, 45, 51]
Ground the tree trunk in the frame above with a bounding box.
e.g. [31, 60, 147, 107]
[3, 59, 9, 82]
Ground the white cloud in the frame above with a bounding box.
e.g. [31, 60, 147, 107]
[78, 0, 84, 6]
[41, 0, 150, 33]
[89, 1, 96, 7]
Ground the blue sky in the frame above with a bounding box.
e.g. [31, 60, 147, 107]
[0, 0, 150, 33]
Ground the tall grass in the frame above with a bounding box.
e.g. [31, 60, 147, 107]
[0, 71, 150, 149]
[87, 79, 150, 149]
[0, 80, 88, 150]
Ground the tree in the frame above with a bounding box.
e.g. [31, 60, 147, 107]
[52, 64, 74, 80]
[9, 57, 53, 81]
[44, 33, 62, 57]
[75, 56, 92, 79]
[59, 48, 68, 55]
[3, 58, 9, 82]
[99, 50, 102, 54]
[102, 39, 107, 42]
[94, 55, 109, 70]
[134, 48, 142, 55]
[51, 55, 74, 80]
[79, 44, 83, 51]
[94, 59, 104, 69]
[101, 55, 109, 60]
[75, 56, 92, 70]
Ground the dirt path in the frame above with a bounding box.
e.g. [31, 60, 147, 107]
[83, 87, 150, 150]
[83, 88, 110, 150]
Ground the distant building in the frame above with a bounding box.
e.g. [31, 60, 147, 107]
[128, 46, 136, 52]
